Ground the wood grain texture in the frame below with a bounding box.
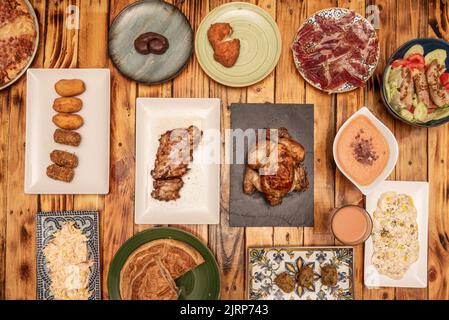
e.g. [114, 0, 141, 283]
[171, 0, 210, 243]
[303, 0, 336, 247]
[272, 0, 307, 247]
[208, 0, 247, 300]
[102, 0, 137, 299]
[363, 0, 396, 301]
[0, 91, 9, 300]
[394, 0, 428, 301]
[3, 0, 47, 300]
[334, 0, 365, 301]
[427, 0, 449, 301]
[245, 0, 277, 249]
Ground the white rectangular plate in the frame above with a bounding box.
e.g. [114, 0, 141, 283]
[25, 69, 110, 194]
[364, 180, 429, 288]
[135, 98, 220, 224]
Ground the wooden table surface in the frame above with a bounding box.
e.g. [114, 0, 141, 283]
[0, 0, 448, 300]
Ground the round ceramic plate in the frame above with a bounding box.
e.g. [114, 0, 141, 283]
[108, 227, 220, 300]
[381, 38, 449, 127]
[108, 0, 193, 84]
[0, 0, 39, 91]
[195, 2, 282, 87]
[292, 7, 379, 93]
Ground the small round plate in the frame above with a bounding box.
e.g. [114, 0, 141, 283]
[195, 2, 282, 87]
[292, 7, 379, 93]
[107, 227, 220, 300]
[108, 0, 193, 84]
[0, 0, 39, 91]
[381, 38, 449, 127]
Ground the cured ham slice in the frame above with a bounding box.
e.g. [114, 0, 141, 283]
[292, 9, 379, 92]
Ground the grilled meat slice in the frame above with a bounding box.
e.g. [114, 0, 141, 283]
[399, 67, 414, 109]
[412, 68, 431, 107]
[151, 178, 184, 201]
[151, 125, 202, 202]
[426, 59, 449, 107]
[151, 126, 202, 180]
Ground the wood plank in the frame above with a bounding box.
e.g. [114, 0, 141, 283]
[40, 0, 80, 212]
[303, 0, 336, 246]
[334, 0, 366, 301]
[4, 0, 47, 300]
[393, 0, 428, 300]
[171, 0, 210, 243]
[245, 0, 277, 249]
[363, 0, 397, 301]
[132, 0, 173, 235]
[102, 0, 137, 299]
[133, 81, 172, 235]
[427, 0, 449, 300]
[0, 90, 9, 299]
[77, 0, 109, 295]
[272, 0, 306, 248]
[209, 84, 246, 299]
[240, 0, 278, 299]
[207, 0, 247, 301]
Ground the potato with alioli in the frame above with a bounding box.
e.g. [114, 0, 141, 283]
[52, 113, 84, 130]
[55, 79, 86, 97]
[53, 97, 83, 113]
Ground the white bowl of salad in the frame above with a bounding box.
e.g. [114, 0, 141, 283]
[382, 38, 449, 127]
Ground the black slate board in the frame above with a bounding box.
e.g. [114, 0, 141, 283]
[230, 104, 314, 227]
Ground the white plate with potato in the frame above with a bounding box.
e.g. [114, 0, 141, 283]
[25, 69, 110, 194]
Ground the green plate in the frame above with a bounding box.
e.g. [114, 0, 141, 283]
[195, 2, 282, 87]
[107, 227, 220, 300]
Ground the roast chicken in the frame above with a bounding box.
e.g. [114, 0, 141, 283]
[243, 128, 309, 206]
[151, 125, 202, 201]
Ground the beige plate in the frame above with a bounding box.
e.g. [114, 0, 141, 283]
[195, 2, 282, 87]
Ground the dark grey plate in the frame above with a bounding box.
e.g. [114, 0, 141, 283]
[230, 104, 314, 227]
[109, 0, 193, 84]
[36, 211, 101, 300]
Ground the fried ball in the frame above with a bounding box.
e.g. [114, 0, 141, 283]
[274, 272, 296, 293]
[321, 264, 338, 287]
[297, 266, 315, 289]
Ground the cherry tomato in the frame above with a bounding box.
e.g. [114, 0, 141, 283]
[440, 72, 449, 85]
[407, 62, 425, 71]
[407, 53, 425, 65]
[392, 59, 409, 68]
[408, 106, 415, 113]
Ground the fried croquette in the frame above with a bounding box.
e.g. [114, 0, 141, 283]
[46, 164, 75, 183]
[50, 150, 78, 168]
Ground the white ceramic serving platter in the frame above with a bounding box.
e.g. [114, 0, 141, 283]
[333, 107, 399, 195]
[25, 69, 110, 194]
[135, 98, 220, 224]
[364, 181, 429, 288]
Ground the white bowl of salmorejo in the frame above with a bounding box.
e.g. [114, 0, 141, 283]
[333, 107, 399, 195]
[331, 205, 373, 245]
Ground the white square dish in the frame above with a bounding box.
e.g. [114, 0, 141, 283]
[25, 69, 110, 194]
[135, 98, 220, 224]
[364, 181, 429, 288]
[333, 107, 399, 195]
